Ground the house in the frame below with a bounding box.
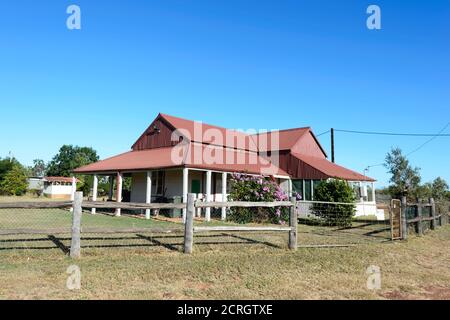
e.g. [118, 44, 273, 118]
[42, 177, 78, 200]
[74, 113, 380, 220]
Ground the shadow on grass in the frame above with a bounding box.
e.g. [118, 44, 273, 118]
[0, 232, 281, 254]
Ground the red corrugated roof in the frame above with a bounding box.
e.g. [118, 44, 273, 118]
[74, 144, 288, 176]
[160, 113, 258, 152]
[291, 152, 375, 182]
[74, 147, 182, 173]
[250, 127, 310, 151]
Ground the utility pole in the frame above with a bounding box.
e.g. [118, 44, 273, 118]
[331, 128, 335, 163]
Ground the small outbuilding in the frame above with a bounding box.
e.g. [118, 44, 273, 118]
[42, 177, 78, 200]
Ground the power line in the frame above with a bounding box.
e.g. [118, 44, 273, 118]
[406, 122, 450, 157]
[316, 130, 330, 137]
[334, 129, 450, 137]
[363, 122, 450, 173]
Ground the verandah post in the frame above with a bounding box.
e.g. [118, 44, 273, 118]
[289, 196, 298, 250]
[91, 174, 98, 215]
[70, 191, 83, 259]
[184, 193, 195, 254]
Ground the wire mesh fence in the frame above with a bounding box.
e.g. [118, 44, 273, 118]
[77, 205, 185, 252]
[0, 203, 73, 252]
[1, 197, 448, 254]
[296, 200, 392, 246]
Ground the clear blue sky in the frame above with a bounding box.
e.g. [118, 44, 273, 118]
[0, 0, 449, 187]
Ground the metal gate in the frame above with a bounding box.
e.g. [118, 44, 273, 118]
[390, 199, 402, 240]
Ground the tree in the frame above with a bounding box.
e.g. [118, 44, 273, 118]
[0, 157, 22, 182]
[30, 159, 46, 177]
[46, 145, 99, 177]
[0, 165, 28, 196]
[311, 179, 356, 227]
[384, 147, 421, 199]
[414, 183, 432, 199]
[430, 177, 449, 200]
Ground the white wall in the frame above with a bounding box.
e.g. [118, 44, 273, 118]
[130, 172, 147, 203]
[355, 203, 385, 220]
[44, 185, 73, 196]
[165, 170, 184, 198]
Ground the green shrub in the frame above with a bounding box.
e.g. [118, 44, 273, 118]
[312, 179, 356, 227]
[227, 174, 290, 224]
[0, 165, 28, 196]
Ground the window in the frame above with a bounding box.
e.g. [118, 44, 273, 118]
[312, 180, 321, 200]
[304, 180, 312, 201]
[366, 183, 374, 202]
[292, 180, 303, 200]
[349, 182, 361, 201]
[151, 171, 165, 195]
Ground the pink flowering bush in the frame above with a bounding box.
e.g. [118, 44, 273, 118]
[227, 173, 289, 224]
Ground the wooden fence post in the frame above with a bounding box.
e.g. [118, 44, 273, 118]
[184, 193, 195, 254]
[70, 191, 83, 259]
[416, 198, 423, 236]
[289, 197, 297, 250]
[401, 196, 408, 240]
[429, 198, 437, 230]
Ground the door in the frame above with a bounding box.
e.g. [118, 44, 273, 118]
[191, 179, 201, 194]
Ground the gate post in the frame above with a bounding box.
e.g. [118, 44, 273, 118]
[289, 197, 298, 250]
[70, 192, 83, 259]
[401, 196, 408, 240]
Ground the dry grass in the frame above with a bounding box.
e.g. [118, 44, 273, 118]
[0, 221, 449, 300]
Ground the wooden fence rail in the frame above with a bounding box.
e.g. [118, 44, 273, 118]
[82, 201, 186, 210]
[0, 201, 72, 209]
[183, 194, 297, 254]
[401, 196, 448, 239]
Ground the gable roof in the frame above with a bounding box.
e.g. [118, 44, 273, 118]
[250, 127, 328, 157]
